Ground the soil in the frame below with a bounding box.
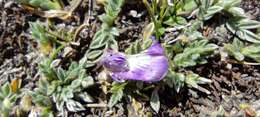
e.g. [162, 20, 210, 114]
[0, 0, 259, 116]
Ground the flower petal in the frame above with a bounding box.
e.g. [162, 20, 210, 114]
[101, 39, 169, 82]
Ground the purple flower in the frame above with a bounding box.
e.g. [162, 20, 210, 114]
[100, 38, 169, 82]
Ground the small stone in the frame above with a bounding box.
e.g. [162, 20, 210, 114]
[226, 63, 232, 69]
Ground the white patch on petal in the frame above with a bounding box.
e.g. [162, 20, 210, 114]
[127, 53, 159, 80]
[127, 53, 153, 70]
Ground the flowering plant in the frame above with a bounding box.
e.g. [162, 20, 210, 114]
[101, 37, 169, 82]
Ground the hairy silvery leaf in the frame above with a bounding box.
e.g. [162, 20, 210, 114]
[108, 89, 123, 107]
[56, 100, 64, 112]
[238, 19, 260, 30]
[61, 88, 74, 100]
[125, 38, 152, 55]
[224, 38, 245, 61]
[66, 100, 85, 112]
[185, 73, 212, 94]
[88, 50, 103, 60]
[165, 71, 185, 93]
[1, 83, 11, 97]
[30, 22, 53, 54]
[227, 7, 245, 17]
[89, 31, 108, 49]
[174, 40, 218, 68]
[64, 62, 81, 83]
[164, 16, 187, 26]
[241, 44, 260, 62]
[0, 82, 19, 117]
[150, 89, 160, 113]
[203, 5, 223, 20]
[56, 67, 66, 81]
[143, 23, 154, 41]
[108, 82, 127, 107]
[178, 0, 198, 13]
[217, 0, 241, 10]
[31, 93, 51, 107]
[39, 60, 58, 80]
[81, 74, 94, 88]
[226, 19, 260, 43]
[47, 81, 60, 95]
[82, 0, 124, 68]
[126, 40, 142, 54]
[78, 92, 94, 103]
[69, 79, 82, 90]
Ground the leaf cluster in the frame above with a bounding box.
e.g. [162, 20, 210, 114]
[0, 83, 18, 117]
[193, 0, 260, 43]
[32, 58, 94, 115]
[81, 0, 124, 68]
[224, 38, 260, 62]
[174, 39, 218, 68]
[165, 71, 212, 94]
[30, 22, 73, 55]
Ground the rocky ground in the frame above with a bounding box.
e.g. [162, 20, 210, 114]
[0, 0, 259, 116]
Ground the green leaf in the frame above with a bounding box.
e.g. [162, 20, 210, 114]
[224, 38, 245, 61]
[78, 92, 94, 103]
[89, 31, 108, 49]
[220, 0, 241, 10]
[181, 0, 198, 12]
[66, 99, 85, 112]
[174, 40, 218, 68]
[3, 98, 12, 110]
[1, 83, 11, 97]
[108, 89, 123, 107]
[204, 5, 223, 20]
[227, 7, 245, 17]
[150, 89, 160, 113]
[238, 19, 260, 29]
[165, 71, 185, 93]
[81, 0, 124, 67]
[241, 44, 260, 62]
[47, 81, 59, 95]
[226, 19, 260, 43]
[142, 23, 154, 40]
[164, 16, 187, 26]
[108, 82, 127, 107]
[70, 79, 82, 89]
[125, 40, 143, 54]
[185, 73, 212, 94]
[56, 67, 66, 81]
[107, 36, 118, 50]
[65, 63, 81, 83]
[18, 0, 62, 10]
[110, 27, 120, 36]
[81, 75, 94, 88]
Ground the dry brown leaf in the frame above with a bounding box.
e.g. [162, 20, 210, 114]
[20, 95, 32, 112]
[11, 78, 22, 93]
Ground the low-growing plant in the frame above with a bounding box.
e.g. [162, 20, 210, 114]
[0, 83, 18, 117]
[192, 0, 260, 43]
[32, 60, 94, 116]
[174, 39, 218, 68]
[143, 0, 168, 40]
[226, 18, 260, 43]
[106, 0, 218, 112]
[224, 38, 260, 63]
[80, 0, 124, 68]
[30, 22, 76, 55]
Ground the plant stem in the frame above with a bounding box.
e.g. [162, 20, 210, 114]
[143, 0, 160, 41]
